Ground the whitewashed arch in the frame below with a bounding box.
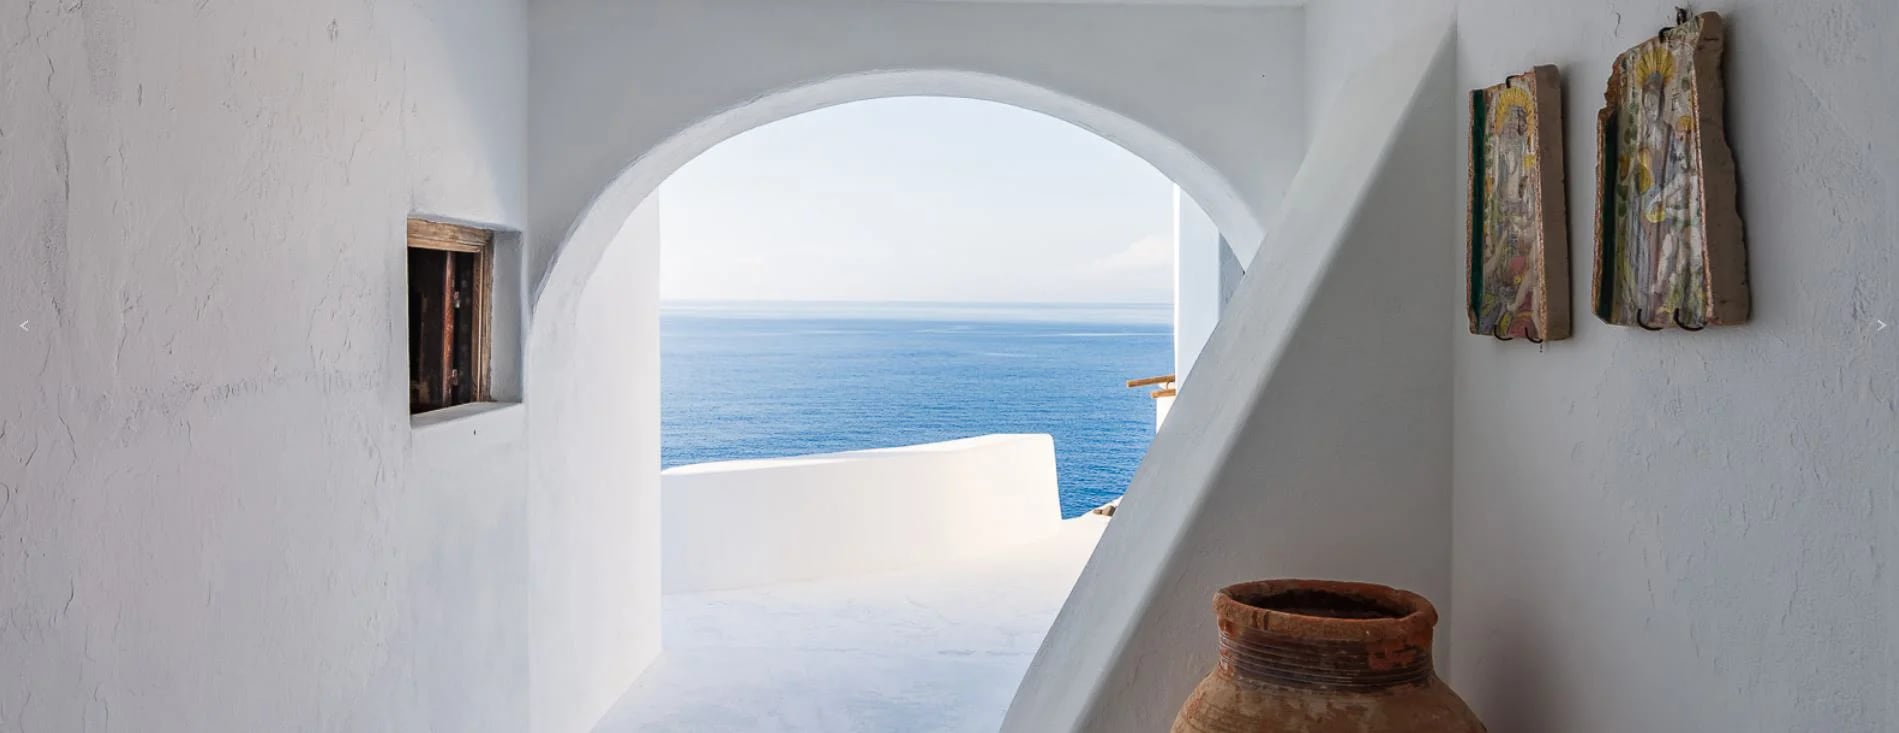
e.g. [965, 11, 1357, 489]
[529, 68, 1265, 318]
[519, 67, 1276, 733]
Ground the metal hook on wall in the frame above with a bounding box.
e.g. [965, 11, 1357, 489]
[1493, 322, 1514, 342]
[1525, 326, 1545, 344]
[1673, 309, 1705, 331]
[1660, 6, 1688, 40]
[1635, 309, 1665, 331]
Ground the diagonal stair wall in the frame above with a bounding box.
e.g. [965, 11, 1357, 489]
[1003, 21, 1458, 733]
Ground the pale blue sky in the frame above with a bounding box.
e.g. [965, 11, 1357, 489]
[657, 97, 1179, 303]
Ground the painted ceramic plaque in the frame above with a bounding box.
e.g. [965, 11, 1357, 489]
[1594, 11, 1748, 330]
[1468, 65, 1569, 342]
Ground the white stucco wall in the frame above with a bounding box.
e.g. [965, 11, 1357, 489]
[19, 3, 1871, 732]
[662, 434, 1063, 593]
[528, 0, 1307, 314]
[409, 403, 532, 731]
[1303, 0, 1453, 138]
[1445, 2, 1893, 730]
[524, 198, 663, 733]
[1173, 187, 1224, 382]
[1153, 394, 1176, 430]
[1303, 0, 1898, 729]
[0, 0, 531, 729]
[1006, 25, 1458, 732]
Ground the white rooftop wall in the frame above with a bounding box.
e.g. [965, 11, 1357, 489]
[662, 435, 1062, 593]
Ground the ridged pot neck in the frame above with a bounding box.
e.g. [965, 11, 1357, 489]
[1211, 579, 1438, 692]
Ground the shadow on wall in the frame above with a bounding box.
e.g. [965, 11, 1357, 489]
[1470, 597, 1560, 730]
[522, 196, 664, 733]
[1004, 20, 1459, 733]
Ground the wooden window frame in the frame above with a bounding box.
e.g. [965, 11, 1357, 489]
[407, 218, 495, 413]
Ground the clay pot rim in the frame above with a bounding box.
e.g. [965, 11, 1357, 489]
[1214, 579, 1437, 643]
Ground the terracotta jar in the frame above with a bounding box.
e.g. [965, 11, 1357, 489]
[1171, 579, 1485, 732]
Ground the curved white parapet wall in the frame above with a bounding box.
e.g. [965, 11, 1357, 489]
[662, 434, 1064, 593]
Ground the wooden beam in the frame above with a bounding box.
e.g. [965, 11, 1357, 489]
[408, 218, 494, 253]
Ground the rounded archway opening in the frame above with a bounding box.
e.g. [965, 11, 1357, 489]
[657, 95, 1194, 519]
[530, 69, 1262, 319]
[525, 70, 1259, 732]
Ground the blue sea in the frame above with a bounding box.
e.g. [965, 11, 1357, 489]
[661, 301, 1171, 518]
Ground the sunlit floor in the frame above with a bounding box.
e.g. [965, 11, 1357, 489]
[594, 515, 1111, 733]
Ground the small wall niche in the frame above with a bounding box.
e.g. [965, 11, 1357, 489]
[407, 217, 523, 415]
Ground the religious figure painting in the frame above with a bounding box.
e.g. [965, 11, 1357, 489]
[1594, 11, 1749, 330]
[1468, 65, 1569, 342]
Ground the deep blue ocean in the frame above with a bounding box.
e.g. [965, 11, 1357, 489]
[661, 301, 1171, 518]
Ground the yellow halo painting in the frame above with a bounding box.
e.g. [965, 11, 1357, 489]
[1468, 65, 1568, 343]
[1594, 11, 1749, 331]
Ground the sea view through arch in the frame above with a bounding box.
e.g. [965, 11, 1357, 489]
[661, 300, 1171, 517]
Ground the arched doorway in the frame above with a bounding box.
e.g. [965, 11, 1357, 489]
[531, 70, 1262, 316]
[521, 68, 1262, 733]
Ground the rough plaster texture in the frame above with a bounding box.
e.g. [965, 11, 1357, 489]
[663, 435, 1062, 593]
[410, 403, 531, 732]
[13, 1, 1880, 730]
[1303, 0, 1899, 729]
[1440, 2, 1895, 730]
[1004, 25, 1457, 732]
[3, 1, 1311, 729]
[0, 0, 530, 730]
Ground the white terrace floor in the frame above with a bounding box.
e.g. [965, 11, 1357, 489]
[594, 515, 1111, 733]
